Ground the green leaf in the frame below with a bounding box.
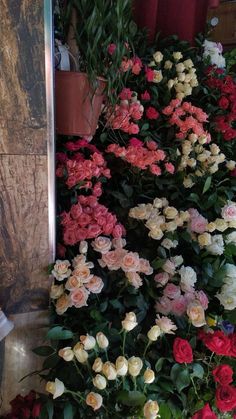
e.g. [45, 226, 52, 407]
[171, 364, 190, 392]
[203, 176, 212, 194]
[32, 346, 55, 357]
[158, 404, 172, 419]
[141, 123, 149, 131]
[64, 402, 74, 419]
[46, 326, 73, 340]
[155, 357, 165, 373]
[116, 390, 146, 407]
[191, 363, 204, 379]
[43, 354, 60, 369]
[40, 400, 54, 419]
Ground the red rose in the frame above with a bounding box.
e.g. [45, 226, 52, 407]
[213, 364, 233, 385]
[218, 96, 229, 110]
[192, 403, 217, 419]
[32, 401, 42, 418]
[173, 337, 193, 364]
[146, 106, 159, 120]
[216, 385, 236, 412]
[203, 331, 231, 355]
[230, 333, 236, 357]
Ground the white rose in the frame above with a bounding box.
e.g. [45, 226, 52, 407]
[206, 234, 224, 255]
[52, 260, 71, 281]
[93, 374, 107, 390]
[225, 232, 236, 244]
[122, 312, 138, 331]
[153, 51, 163, 63]
[164, 60, 173, 70]
[79, 240, 88, 254]
[96, 332, 109, 349]
[86, 392, 103, 411]
[147, 325, 161, 341]
[224, 264, 236, 278]
[216, 290, 236, 310]
[46, 378, 65, 399]
[173, 51, 183, 61]
[179, 266, 197, 291]
[116, 356, 128, 376]
[128, 357, 143, 377]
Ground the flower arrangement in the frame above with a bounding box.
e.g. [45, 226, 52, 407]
[9, 23, 236, 419]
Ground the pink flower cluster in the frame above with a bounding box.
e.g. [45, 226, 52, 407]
[91, 236, 153, 289]
[56, 140, 111, 190]
[120, 56, 142, 75]
[106, 139, 175, 176]
[60, 195, 125, 246]
[162, 99, 210, 140]
[105, 89, 144, 134]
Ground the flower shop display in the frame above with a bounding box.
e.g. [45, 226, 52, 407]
[5, 6, 236, 418]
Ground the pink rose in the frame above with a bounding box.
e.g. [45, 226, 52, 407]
[120, 252, 140, 272]
[150, 164, 161, 175]
[146, 141, 158, 151]
[139, 258, 153, 275]
[112, 224, 123, 238]
[195, 290, 209, 310]
[155, 296, 172, 315]
[100, 249, 126, 270]
[222, 203, 236, 221]
[129, 137, 143, 147]
[70, 286, 89, 308]
[119, 88, 133, 100]
[154, 272, 170, 287]
[163, 283, 181, 299]
[141, 90, 151, 101]
[107, 43, 116, 55]
[87, 224, 102, 239]
[86, 276, 104, 294]
[165, 162, 175, 174]
[126, 272, 143, 288]
[78, 213, 92, 227]
[128, 123, 139, 135]
[171, 296, 187, 316]
[189, 214, 208, 234]
[92, 236, 112, 254]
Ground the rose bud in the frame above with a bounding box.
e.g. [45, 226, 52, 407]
[92, 357, 103, 373]
[96, 332, 109, 349]
[80, 334, 96, 350]
[122, 312, 138, 331]
[102, 361, 117, 380]
[92, 374, 107, 390]
[73, 343, 88, 363]
[143, 400, 160, 418]
[144, 368, 155, 384]
[128, 356, 143, 377]
[58, 347, 74, 362]
[45, 378, 65, 399]
[116, 356, 128, 376]
[147, 325, 161, 341]
[86, 392, 103, 411]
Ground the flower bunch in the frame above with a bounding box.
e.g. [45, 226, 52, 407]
[92, 236, 153, 288]
[2, 391, 42, 419]
[203, 40, 226, 68]
[60, 195, 125, 246]
[105, 89, 144, 134]
[50, 248, 104, 314]
[129, 197, 189, 240]
[147, 50, 198, 99]
[106, 138, 174, 176]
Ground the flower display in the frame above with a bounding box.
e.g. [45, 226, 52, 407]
[13, 21, 236, 419]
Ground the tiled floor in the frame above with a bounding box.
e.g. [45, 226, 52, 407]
[0, 310, 49, 415]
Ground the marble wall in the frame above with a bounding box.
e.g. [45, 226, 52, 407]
[0, 0, 52, 414]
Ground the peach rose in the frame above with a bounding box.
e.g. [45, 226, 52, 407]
[86, 392, 103, 411]
[73, 265, 93, 283]
[56, 294, 71, 315]
[187, 301, 206, 327]
[92, 236, 112, 254]
[99, 249, 126, 270]
[85, 276, 104, 294]
[65, 275, 83, 291]
[120, 252, 140, 272]
[70, 286, 89, 308]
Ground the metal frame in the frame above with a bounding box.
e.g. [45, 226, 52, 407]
[44, 0, 56, 262]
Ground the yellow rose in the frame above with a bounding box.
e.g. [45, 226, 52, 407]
[187, 301, 206, 327]
[144, 368, 155, 384]
[198, 233, 212, 247]
[73, 343, 88, 363]
[128, 356, 143, 377]
[92, 357, 103, 373]
[187, 158, 196, 168]
[144, 400, 160, 419]
[96, 332, 109, 349]
[214, 218, 229, 232]
[86, 392, 103, 411]
[58, 347, 74, 362]
[92, 374, 107, 390]
[147, 325, 161, 341]
[207, 222, 216, 232]
[102, 361, 117, 380]
[116, 356, 128, 376]
[45, 378, 65, 399]
[206, 315, 217, 327]
[148, 228, 164, 240]
[122, 312, 138, 331]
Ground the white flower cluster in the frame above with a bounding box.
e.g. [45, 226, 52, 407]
[216, 264, 236, 310]
[203, 40, 225, 68]
[129, 197, 189, 240]
[181, 134, 229, 188]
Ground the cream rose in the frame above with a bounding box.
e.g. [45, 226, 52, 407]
[122, 312, 138, 331]
[147, 325, 162, 341]
[50, 284, 64, 299]
[58, 347, 74, 362]
[128, 357, 143, 377]
[187, 301, 206, 327]
[96, 332, 109, 349]
[163, 206, 178, 219]
[214, 218, 228, 232]
[153, 51, 163, 63]
[73, 343, 88, 363]
[86, 392, 103, 411]
[102, 362, 117, 380]
[198, 233, 212, 247]
[144, 368, 155, 384]
[92, 236, 112, 254]
[164, 60, 173, 70]
[45, 378, 65, 399]
[92, 374, 107, 390]
[80, 334, 96, 350]
[52, 260, 71, 281]
[144, 400, 160, 419]
[173, 51, 183, 60]
[116, 356, 128, 376]
[79, 240, 88, 254]
[92, 357, 103, 373]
